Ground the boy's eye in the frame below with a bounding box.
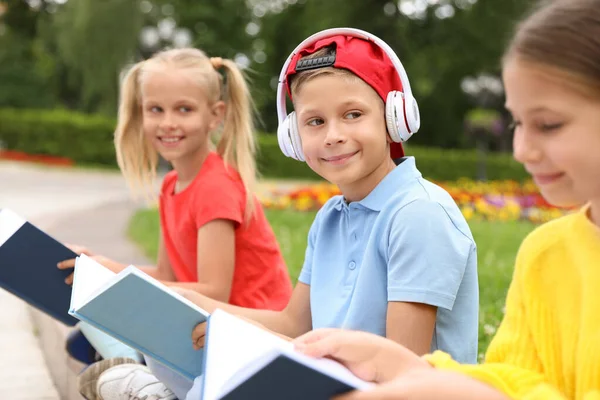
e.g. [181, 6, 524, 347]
[345, 111, 362, 119]
[179, 106, 192, 113]
[149, 106, 162, 113]
[307, 118, 324, 126]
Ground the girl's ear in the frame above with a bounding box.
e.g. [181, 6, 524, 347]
[209, 100, 226, 131]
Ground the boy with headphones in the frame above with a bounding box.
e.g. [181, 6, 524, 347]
[184, 22, 478, 369]
[93, 28, 480, 400]
[270, 27, 479, 363]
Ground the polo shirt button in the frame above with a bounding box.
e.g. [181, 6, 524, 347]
[352, 233, 357, 240]
[348, 261, 356, 270]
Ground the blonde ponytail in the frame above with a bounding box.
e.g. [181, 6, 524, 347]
[216, 59, 258, 223]
[114, 60, 158, 202]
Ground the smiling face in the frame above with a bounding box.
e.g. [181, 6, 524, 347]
[292, 72, 396, 201]
[140, 65, 224, 168]
[503, 57, 600, 212]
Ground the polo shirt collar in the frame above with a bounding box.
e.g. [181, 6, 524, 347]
[333, 157, 422, 212]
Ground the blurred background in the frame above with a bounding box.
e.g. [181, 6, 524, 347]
[0, 0, 538, 182]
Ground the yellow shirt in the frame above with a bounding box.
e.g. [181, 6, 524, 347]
[425, 206, 600, 400]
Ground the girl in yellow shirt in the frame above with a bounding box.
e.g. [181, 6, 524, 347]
[293, 0, 600, 399]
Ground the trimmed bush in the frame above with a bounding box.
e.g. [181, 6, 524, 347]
[0, 108, 117, 167]
[0, 108, 527, 181]
[257, 134, 528, 182]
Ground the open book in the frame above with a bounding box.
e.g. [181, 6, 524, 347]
[201, 309, 373, 400]
[69, 254, 209, 380]
[0, 208, 78, 326]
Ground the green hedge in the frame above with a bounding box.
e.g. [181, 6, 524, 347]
[0, 108, 117, 167]
[257, 134, 528, 182]
[0, 108, 528, 181]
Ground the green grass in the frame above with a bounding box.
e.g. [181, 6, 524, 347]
[128, 208, 535, 358]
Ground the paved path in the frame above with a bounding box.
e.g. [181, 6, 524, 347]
[0, 162, 135, 399]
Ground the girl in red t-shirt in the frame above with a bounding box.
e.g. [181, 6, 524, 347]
[59, 48, 293, 400]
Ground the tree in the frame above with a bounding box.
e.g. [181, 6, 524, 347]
[52, 0, 143, 114]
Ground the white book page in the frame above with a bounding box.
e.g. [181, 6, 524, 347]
[70, 254, 118, 311]
[0, 208, 26, 247]
[203, 309, 293, 400]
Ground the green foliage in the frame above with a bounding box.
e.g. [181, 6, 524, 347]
[0, 29, 57, 109]
[466, 108, 502, 130]
[257, 133, 528, 182]
[1, 0, 541, 150]
[0, 108, 117, 166]
[52, 0, 143, 114]
[0, 108, 527, 181]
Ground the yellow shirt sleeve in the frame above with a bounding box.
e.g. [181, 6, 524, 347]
[424, 245, 564, 400]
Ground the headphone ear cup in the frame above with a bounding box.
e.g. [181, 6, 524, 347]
[277, 113, 297, 159]
[288, 112, 305, 162]
[404, 95, 421, 134]
[385, 91, 410, 142]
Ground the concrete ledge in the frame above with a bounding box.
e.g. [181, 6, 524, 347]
[29, 308, 85, 400]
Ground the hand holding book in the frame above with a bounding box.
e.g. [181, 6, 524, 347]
[57, 244, 125, 285]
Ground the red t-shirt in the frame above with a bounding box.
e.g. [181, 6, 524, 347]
[159, 152, 292, 311]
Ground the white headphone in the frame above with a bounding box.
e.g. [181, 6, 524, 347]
[276, 28, 420, 162]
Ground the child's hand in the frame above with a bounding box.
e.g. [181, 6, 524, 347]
[192, 321, 207, 350]
[293, 328, 431, 384]
[189, 311, 288, 350]
[57, 244, 123, 284]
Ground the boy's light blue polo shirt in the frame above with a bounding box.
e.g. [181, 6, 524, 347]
[298, 157, 479, 364]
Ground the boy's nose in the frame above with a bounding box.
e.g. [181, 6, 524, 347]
[324, 125, 346, 146]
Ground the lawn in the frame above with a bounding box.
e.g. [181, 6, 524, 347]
[128, 207, 535, 360]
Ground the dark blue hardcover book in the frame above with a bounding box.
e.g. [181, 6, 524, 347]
[219, 353, 358, 400]
[0, 208, 78, 326]
[200, 310, 372, 400]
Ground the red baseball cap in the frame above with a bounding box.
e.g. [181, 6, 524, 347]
[284, 34, 405, 159]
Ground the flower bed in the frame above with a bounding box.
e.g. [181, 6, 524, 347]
[0, 150, 74, 167]
[260, 179, 573, 224]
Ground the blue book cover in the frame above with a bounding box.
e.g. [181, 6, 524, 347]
[0, 208, 78, 326]
[219, 354, 359, 400]
[200, 309, 372, 400]
[69, 255, 209, 380]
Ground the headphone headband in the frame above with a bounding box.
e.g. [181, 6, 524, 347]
[276, 28, 415, 124]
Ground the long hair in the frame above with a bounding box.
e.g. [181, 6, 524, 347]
[114, 48, 258, 221]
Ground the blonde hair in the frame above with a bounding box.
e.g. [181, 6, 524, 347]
[114, 48, 258, 221]
[289, 46, 361, 98]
